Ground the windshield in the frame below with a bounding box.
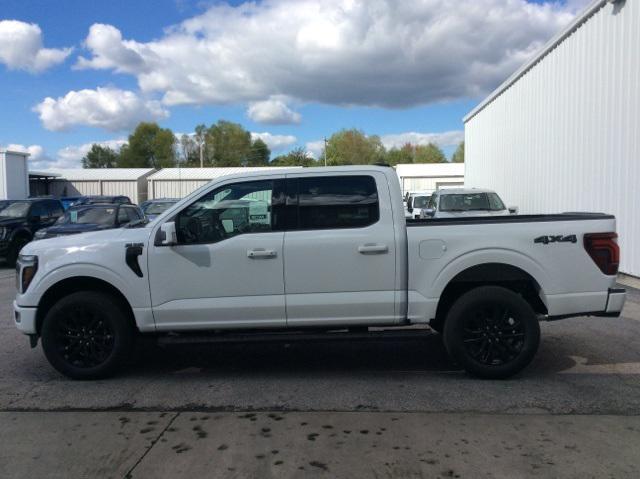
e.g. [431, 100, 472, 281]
[0, 202, 31, 218]
[412, 195, 431, 209]
[144, 201, 176, 215]
[439, 193, 505, 212]
[58, 207, 117, 226]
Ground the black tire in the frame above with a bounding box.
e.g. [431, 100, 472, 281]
[443, 286, 540, 379]
[6, 236, 30, 267]
[41, 291, 134, 380]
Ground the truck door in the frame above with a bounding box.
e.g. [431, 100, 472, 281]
[147, 177, 287, 330]
[283, 172, 397, 326]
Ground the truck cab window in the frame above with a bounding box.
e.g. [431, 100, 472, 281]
[297, 175, 379, 230]
[176, 180, 276, 244]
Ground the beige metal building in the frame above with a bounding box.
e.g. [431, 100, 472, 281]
[41, 169, 155, 204]
[0, 149, 30, 199]
[147, 167, 301, 199]
[394, 163, 465, 196]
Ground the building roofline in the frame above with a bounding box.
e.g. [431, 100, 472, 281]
[0, 149, 30, 157]
[463, 0, 607, 123]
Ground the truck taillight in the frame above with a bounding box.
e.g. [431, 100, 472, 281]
[584, 233, 619, 275]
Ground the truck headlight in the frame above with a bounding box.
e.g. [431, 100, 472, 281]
[17, 254, 38, 294]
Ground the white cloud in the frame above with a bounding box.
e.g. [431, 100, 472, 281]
[3, 140, 128, 170]
[247, 98, 301, 124]
[74, 0, 578, 108]
[251, 132, 297, 152]
[33, 87, 169, 132]
[380, 130, 464, 150]
[305, 140, 325, 159]
[0, 20, 72, 72]
[56, 139, 127, 165]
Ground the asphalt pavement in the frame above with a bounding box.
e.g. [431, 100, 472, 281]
[1, 266, 639, 478]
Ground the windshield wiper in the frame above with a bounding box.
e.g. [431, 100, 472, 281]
[125, 218, 149, 228]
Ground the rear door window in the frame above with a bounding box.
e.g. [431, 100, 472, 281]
[294, 175, 379, 230]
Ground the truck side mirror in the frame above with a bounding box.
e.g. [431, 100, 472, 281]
[508, 206, 518, 215]
[160, 221, 177, 246]
[425, 208, 436, 218]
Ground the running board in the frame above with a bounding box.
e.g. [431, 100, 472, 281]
[156, 327, 434, 346]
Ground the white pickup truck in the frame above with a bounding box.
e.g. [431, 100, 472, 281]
[13, 166, 625, 380]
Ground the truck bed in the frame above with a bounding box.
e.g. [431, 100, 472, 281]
[404, 212, 619, 323]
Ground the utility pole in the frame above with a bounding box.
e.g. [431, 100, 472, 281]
[324, 137, 328, 167]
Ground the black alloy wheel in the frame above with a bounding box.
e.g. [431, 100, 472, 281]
[41, 291, 134, 379]
[443, 286, 540, 379]
[461, 304, 525, 366]
[54, 306, 116, 369]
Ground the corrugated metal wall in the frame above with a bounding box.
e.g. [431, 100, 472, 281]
[149, 179, 271, 202]
[47, 180, 144, 204]
[464, 0, 640, 276]
[148, 180, 210, 199]
[401, 177, 464, 194]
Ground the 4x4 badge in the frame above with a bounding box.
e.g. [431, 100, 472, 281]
[534, 235, 577, 245]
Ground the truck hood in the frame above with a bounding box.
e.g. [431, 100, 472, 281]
[22, 225, 152, 257]
[39, 223, 114, 236]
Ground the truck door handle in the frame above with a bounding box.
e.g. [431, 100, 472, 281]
[247, 249, 277, 259]
[358, 243, 389, 255]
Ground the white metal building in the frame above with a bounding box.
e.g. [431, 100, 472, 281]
[0, 149, 30, 199]
[395, 163, 464, 195]
[42, 169, 156, 204]
[147, 167, 301, 199]
[464, 0, 639, 276]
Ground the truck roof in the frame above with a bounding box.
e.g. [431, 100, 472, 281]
[194, 165, 396, 183]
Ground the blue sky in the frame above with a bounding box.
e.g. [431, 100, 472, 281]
[0, 0, 589, 168]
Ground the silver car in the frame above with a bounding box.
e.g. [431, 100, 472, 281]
[419, 188, 517, 219]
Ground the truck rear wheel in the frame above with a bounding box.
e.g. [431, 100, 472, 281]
[41, 291, 134, 380]
[443, 286, 540, 379]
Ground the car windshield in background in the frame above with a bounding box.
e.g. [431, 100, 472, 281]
[413, 196, 430, 208]
[0, 202, 30, 218]
[439, 193, 505, 212]
[144, 202, 176, 215]
[58, 207, 117, 226]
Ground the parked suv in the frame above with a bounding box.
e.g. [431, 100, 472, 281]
[34, 203, 145, 239]
[72, 195, 132, 206]
[0, 199, 64, 265]
[419, 188, 516, 219]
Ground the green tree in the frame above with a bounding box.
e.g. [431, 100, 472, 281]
[119, 122, 177, 168]
[414, 142, 447, 163]
[325, 128, 386, 165]
[271, 147, 317, 167]
[206, 120, 252, 167]
[179, 134, 199, 166]
[385, 143, 414, 165]
[247, 138, 270, 166]
[81, 144, 119, 168]
[452, 141, 465, 163]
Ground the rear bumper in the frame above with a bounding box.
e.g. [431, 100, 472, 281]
[547, 288, 626, 320]
[601, 288, 626, 316]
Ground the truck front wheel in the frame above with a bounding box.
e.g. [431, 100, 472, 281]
[443, 286, 540, 379]
[41, 291, 134, 380]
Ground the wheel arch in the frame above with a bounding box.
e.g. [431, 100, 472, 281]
[35, 276, 136, 335]
[431, 263, 548, 332]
